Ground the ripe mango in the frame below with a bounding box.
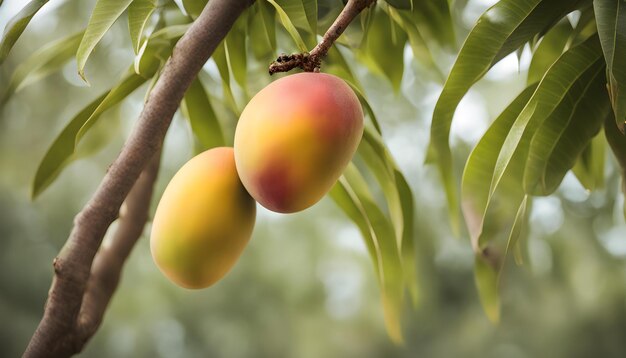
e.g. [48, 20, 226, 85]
[150, 147, 256, 289]
[234, 73, 364, 213]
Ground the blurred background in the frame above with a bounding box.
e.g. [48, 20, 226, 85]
[2, 0, 626, 357]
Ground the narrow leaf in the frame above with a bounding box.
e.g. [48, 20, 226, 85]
[182, 0, 208, 19]
[266, 0, 308, 52]
[77, 0, 134, 82]
[225, 16, 248, 92]
[0, 0, 49, 63]
[128, 0, 156, 54]
[249, 1, 276, 60]
[33, 71, 147, 197]
[524, 61, 610, 195]
[341, 164, 404, 343]
[276, 0, 316, 35]
[474, 254, 499, 323]
[594, 0, 626, 130]
[358, 8, 406, 91]
[527, 20, 573, 84]
[212, 42, 239, 114]
[429, 0, 578, 230]
[358, 138, 403, 246]
[411, 0, 455, 48]
[386, 6, 440, 75]
[2, 32, 83, 104]
[329, 181, 380, 275]
[384, 0, 411, 10]
[76, 71, 147, 143]
[604, 112, 626, 219]
[181, 77, 225, 150]
[491, 35, 604, 200]
[462, 83, 538, 249]
[502, 196, 529, 274]
[571, 131, 606, 191]
[395, 169, 418, 306]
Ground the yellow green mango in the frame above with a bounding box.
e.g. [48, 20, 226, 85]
[150, 147, 256, 289]
[234, 72, 364, 213]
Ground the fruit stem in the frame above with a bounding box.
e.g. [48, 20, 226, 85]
[268, 0, 377, 75]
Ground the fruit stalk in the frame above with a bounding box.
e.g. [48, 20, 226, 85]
[268, 0, 377, 74]
[24, 0, 254, 356]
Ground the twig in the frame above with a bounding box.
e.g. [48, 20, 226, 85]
[23, 0, 254, 356]
[269, 0, 376, 75]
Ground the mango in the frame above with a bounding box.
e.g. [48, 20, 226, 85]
[234, 72, 364, 213]
[150, 147, 256, 289]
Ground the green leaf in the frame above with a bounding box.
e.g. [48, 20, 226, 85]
[33, 71, 147, 198]
[491, 35, 604, 200]
[358, 136, 403, 245]
[2, 31, 83, 104]
[266, 0, 308, 52]
[225, 16, 248, 93]
[276, 0, 317, 35]
[474, 254, 500, 323]
[346, 81, 382, 135]
[475, 194, 529, 324]
[181, 77, 225, 151]
[329, 182, 380, 275]
[384, 0, 411, 10]
[76, 70, 147, 143]
[340, 164, 405, 343]
[524, 61, 610, 195]
[212, 42, 239, 114]
[571, 131, 606, 191]
[358, 8, 406, 91]
[182, 0, 208, 19]
[324, 46, 363, 90]
[395, 169, 418, 306]
[386, 6, 440, 75]
[503, 195, 529, 274]
[411, 0, 455, 48]
[0, 0, 49, 63]
[462, 83, 538, 250]
[248, 1, 276, 60]
[594, 0, 626, 131]
[527, 20, 572, 84]
[604, 112, 626, 219]
[77, 0, 134, 82]
[132, 24, 185, 78]
[429, 0, 578, 231]
[567, 4, 596, 46]
[128, 0, 157, 54]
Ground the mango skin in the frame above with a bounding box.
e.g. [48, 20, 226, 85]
[150, 147, 256, 289]
[234, 72, 364, 213]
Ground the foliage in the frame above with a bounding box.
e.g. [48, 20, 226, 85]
[2, 0, 626, 346]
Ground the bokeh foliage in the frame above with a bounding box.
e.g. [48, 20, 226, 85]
[1, 0, 626, 356]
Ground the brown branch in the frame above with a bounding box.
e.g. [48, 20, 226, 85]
[268, 0, 376, 75]
[75, 150, 161, 346]
[23, 0, 254, 357]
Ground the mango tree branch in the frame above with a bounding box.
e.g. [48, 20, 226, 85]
[268, 0, 376, 74]
[75, 150, 161, 345]
[24, 0, 254, 356]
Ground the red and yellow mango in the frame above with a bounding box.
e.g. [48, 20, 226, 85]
[150, 147, 256, 289]
[234, 72, 364, 213]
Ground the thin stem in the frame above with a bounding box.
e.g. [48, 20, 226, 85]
[269, 0, 376, 75]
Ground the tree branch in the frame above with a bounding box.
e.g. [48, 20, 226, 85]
[24, 0, 254, 356]
[268, 0, 376, 75]
[75, 150, 161, 345]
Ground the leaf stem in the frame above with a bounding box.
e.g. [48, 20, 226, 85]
[268, 0, 376, 74]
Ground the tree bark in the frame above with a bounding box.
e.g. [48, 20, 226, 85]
[24, 0, 254, 356]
